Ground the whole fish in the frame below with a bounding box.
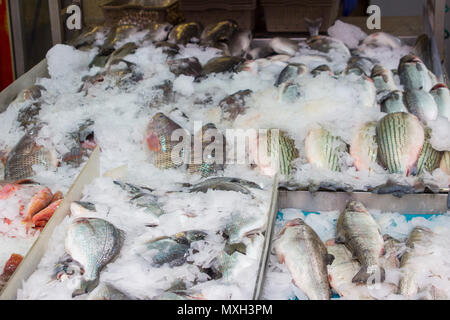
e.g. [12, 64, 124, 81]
[65, 218, 123, 296]
[143, 23, 173, 42]
[360, 32, 402, 50]
[144, 231, 207, 267]
[167, 57, 202, 78]
[275, 63, 308, 87]
[381, 90, 408, 114]
[371, 65, 397, 101]
[247, 46, 274, 60]
[336, 201, 385, 284]
[430, 83, 450, 120]
[307, 36, 351, 60]
[376, 112, 425, 176]
[347, 56, 377, 77]
[202, 56, 245, 75]
[200, 20, 238, 45]
[145, 113, 186, 170]
[219, 90, 252, 122]
[350, 122, 378, 172]
[229, 30, 253, 57]
[398, 55, 434, 92]
[269, 37, 299, 56]
[187, 123, 226, 178]
[440, 151, 450, 174]
[5, 129, 58, 181]
[398, 227, 435, 298]
[305, 127, 348, 172]
[274, 219, 334, 300]
[113, 181, 164, 217]
[416, 128, 442, 175]
[404, 89, 438, 123]
[168, 22, 203, 45]
[87, 283, 131, 300]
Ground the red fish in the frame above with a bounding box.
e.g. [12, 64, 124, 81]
[22, 187, 53, 232]
[31, 199, 62, 227]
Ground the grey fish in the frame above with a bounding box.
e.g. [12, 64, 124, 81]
[113, 181, 164, 217]
[167, 57, 202, 78]
[413, 34, 432, 71]
[376, 112, 425, 176]
[13, 85, 46, 104]
[145, 113, 186, 170]
[213, 42, 231, 56]
[168, 22, 203, 45]
[371, 65, 397, 101]
[311, 64, 334, 77]
[274, 219, 334, 300]
[70, 25, 110, 49]
[145, 231, 207, 267]
[202, 56, 245, 75]
[65, 218, 123, 297]
[404, 89, 438, 123]
[225, 214, 266, 245]
[430, 83, 450, 120]
[87, 283, 131, 300]
[275, 63, 308, 87]
[269, 37, 298, 56]
[381, 90, 408, 114]
[5, 129, 58, 181]
[416, 128, 442, 175]
[182, 177, 261, 196]
[307, 36, 351, 59]
[347, 56, 377, 77]
[398, 227, 435, 298]
[398, 55, 434, 92]
[229, 30, 253, 57]
[218, 90, 252, 122]
[247, 46, 274, 60]
[337, 201, 385, 284]
[105, 42, 138, 70]
[360, 32, 402, 50]
[305, 127, 348, 172]
[154, 41, 180, 56]
[143, 23, 173, 42]
[200, 20, 238, 45]
[101, 24, 140, 54]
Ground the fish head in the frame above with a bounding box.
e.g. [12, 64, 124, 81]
[346, 201, 367, 213]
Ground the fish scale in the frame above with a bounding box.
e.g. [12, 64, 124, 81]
[267, 131, 299, 176]
[417, 128, 442, 175]
[305, 128, 347, 172]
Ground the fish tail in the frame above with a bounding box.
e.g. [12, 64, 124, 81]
[352, 265, 386, 284]
[72, 278, 99, 297]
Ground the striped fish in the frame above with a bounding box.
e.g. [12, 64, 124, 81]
[350, 122, 378, 172]
[266, 130, 299, 176]
[305, 128, 347, 172]
[145, 113, 186, 170]
[416, 128, 442, 175]
[440, 151, 450, 174]
[376, 112, 425, 176]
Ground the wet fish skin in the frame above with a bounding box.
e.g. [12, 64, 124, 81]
[440, 151, 450, 174]
[101, 24, 140, 54]
[275, 63, 308, 87]
[200, 20, 238, 45]
[70, 201, 96, 217]
[5, 130, 58, 181]
[311, 64, 334, 77]
[278, 82, 301, 103]
[380, 90, 408, 114]
[416, 128, 442, 175]
[307, 36, 351, 59]
[168, 22, 203, 45]
[337, 201, 385, 284]
[202, 56, 245, 75]
[398, 55, 434, 92]
[66, 218, 123, 297]
[347, 56, 376, 77]
[143, 23, 173, 42]
[105, 42, 138, 70]
[361, 32, 402, 50]
[430, 83, 450, 120]
[305, 127, 348, 172]
[371, 65, 397, 101]
[350, 121, 378, 172]
[167, 57, 202, 78]
[404, 89, 438, 124]
[274, 219, 334, 300]
[185, 178, 253, 196]
[87, 283, 131, 300]
[269, 37, 298, 56]
[70, 25, 110, 49]
[247, 46, 274, 60]
[229, 30, 253, 57]
[376, 112, 425, 176]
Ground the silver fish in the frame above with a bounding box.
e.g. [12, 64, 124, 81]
[229, 30, 253, 57]
[347, 56, 377, 77]
[307, 36, 351, 60]
[274, 219, 334, 300]
[398, 55, 434, 92]
[182, 177, 260, 196]
[360, 32, 402, 50]
[167, 57, 202, 78]
[70, 201, 96, 217]
[87, 283, 131, 300]
[269, 37, 299, 56]
[371, 65, 397, 101]
[336, 201, 385, 284]
[275, 63, 308, 87]
[201, 20, 238, 45]
[202, 56, 245, 75]
[381, 90, 408, 114]
[404, 89, 438, 124]
[430, 83, 450, 121]
[225, 213, 266, 245]
[65, 218, 123, 297]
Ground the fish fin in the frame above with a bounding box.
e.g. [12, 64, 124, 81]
[72, 278, 99, 297]
[352, 266, 386, 284]
[324, 253, 335, 266]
